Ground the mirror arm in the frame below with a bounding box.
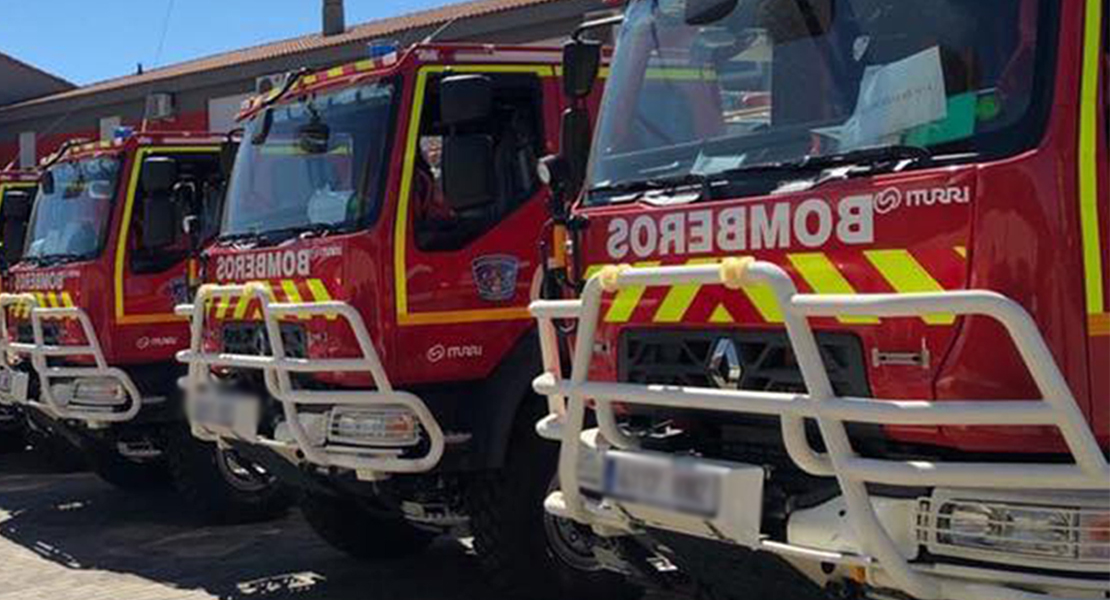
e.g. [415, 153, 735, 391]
[572, 13, 624, 41]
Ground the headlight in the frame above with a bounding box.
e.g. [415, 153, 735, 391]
[326, 407, 420, 448]
[922, 498, 1110, 563]
[55, 378, 126, 406]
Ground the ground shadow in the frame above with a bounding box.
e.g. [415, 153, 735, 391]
[0, 449, 491, 600]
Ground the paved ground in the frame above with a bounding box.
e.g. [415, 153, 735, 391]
[0, 448, 686, 600]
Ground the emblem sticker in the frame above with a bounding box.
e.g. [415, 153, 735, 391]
[472, 255, 520, 302]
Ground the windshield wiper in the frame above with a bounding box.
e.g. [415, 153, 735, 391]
[220, 223, 344, 248]
[30, 252, 91, 266]
[588, 173, 715, 204]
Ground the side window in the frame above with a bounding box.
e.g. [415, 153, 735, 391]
[130, 153, 223, 274]
[412, 73, 544, 252]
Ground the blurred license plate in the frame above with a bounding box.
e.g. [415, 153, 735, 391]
[188, 392, 258, 439]
[603, 451, 723, 517]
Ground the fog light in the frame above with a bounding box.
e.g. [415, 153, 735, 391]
[925, 499, 1110, 563]
[70, 378, 126, 406]
[327, 407, 420, 447]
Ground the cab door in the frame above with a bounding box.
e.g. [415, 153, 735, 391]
[113, 147, 222, 360]
[392, 65, 560, 384]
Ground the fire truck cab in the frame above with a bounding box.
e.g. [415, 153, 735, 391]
[174, 44, 637, 599]
[533, 1, 1109, 599]
[0, 168, 38, 451]
[0, 132, 290, 520]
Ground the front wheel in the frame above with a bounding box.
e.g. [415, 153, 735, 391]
[165, 426, 293, 523]
[300, 491, 435, 560]
[87, 444, 172, 491]
[465, 401, 642, 600]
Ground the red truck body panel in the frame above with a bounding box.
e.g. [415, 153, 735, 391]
[572, 0, 1108, 454]
[202, 45, 569, 387]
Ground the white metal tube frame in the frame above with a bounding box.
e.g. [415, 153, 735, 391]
[530, 258, 1110, 600]
[0, 292, 142, 422]
[175, 283, 445, 474]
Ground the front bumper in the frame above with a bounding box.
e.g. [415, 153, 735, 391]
[530, 259, 1110, 600]
[175, 283, 445, 479]
[0, 293, 142, 424]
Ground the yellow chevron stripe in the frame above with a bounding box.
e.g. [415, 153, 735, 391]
[306, 279, 332, 302]
[709, 304, 734, 323]
[653, 258, 719, 323]
[327, 66, 345, 78]
[788, 254, 879, 324]
[60, 292, 74, 307]
[954, 246, 967, 259]
[1079, 0, 1105, 314]
[216, 293, 233, 319]
[605, 262, 660, 323]
[232, 291, 252, 319]
[46, 292, 58, 308]
[864, 250, 954, 325]
[305, 278, 337, 320]
[281, 279, 310, 320]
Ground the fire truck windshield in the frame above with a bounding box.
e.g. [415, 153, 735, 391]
[221, 80, 397, 242]
[23, 157, 121, 264]
[586, 0, 1053, 204]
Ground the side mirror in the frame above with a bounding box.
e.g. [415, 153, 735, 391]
[1, 190, 33, 266]
[562, 38, 602, 99]
[441, 135, 496, 210]
[141, 156, 178, 195]
[220, 139, 239, 179]
[685, 0, 738, 25]
[560, 107, 592, 194]
[296, 117, 330, 154]
[40, 171, 54, 196]
[141, 194, 178, 248]
[439, 75, 493, 125]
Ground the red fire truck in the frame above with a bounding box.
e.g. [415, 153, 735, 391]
[174, 44, 637, 598]
[0, 168, 38, 452]
[0, 131, 291, 521]
[532, 0, 1109, 599]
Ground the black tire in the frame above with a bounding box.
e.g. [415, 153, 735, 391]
[0, 430, 26, 453]
[165, 426, 293, 523]
[300, 490, 435, 560]
[87, 444, 173, 491]
[25, 428, 86, 473]
[465, 399, 642, 600]
[650, 531, 828, 600]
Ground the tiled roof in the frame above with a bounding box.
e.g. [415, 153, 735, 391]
[3, 0, 569, 110]
[0, 52, 75, 90]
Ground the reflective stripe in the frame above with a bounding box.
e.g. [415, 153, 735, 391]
[865, 250, 955, 325]
[788, 253, 879, 325]
[709, 304, 734, 323]
[954, 246, 967, 259]
[606, 261, 660, 323]
[1079, 0, 1105, 314]
[60, 292, 74, 308]
[653, 258, 719, 323]
[305, 278, 337, 320]
[1090, 313, 1110, 337]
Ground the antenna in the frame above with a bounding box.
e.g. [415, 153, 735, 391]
[421, 15, 461, 45]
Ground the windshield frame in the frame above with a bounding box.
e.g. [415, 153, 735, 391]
[583, 0, 1061, 206]
[22, 155, 124, 265]
[219, 76, 402, 242]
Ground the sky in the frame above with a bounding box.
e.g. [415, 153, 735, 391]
[0, 0, 452, 86]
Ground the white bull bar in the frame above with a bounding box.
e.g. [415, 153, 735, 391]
[0, 293, 142, 422]
[175, 283, 445, 474]
[530, 258, 1110, 600]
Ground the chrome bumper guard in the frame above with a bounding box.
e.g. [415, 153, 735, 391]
[175, 283, 445, 474]
[0, 293, 141, 423]
[530, 259, 1109, 600]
